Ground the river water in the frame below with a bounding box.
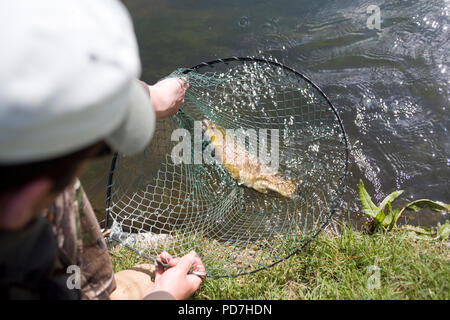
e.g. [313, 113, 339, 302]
[81, 0, 449, 229]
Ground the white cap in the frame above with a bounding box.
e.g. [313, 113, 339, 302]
[0, 0, 155, 164]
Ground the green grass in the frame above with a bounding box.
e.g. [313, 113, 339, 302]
[109, 225, 449, 299]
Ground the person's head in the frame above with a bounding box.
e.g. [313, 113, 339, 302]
[0, 0, 156, 230]
[0, 142, 110, 231]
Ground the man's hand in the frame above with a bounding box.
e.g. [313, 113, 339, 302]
[145, 77, 189, 119]
[143, 251, 206, 300]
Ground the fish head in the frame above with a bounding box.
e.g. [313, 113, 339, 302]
[202, 119, 225, 147]
[201, 119, 213, 132]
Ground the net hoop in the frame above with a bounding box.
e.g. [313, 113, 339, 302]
[105, 56, 350, 277]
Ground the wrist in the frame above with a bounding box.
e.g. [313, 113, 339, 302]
[138, 80, 151, 97]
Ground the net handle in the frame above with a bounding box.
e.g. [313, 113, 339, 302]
[105, 151, 118, 229]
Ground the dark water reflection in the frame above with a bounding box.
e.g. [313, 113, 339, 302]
[81, 0, 449, 228]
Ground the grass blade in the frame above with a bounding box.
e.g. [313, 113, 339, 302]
[358, 179, 378, 218]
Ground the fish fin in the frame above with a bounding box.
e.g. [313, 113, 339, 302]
[252, 179, 270, 193]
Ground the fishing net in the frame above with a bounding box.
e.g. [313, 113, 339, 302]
[105, 57, 349, 278]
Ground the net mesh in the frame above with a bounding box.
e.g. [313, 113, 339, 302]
[106, 58, 348, 278]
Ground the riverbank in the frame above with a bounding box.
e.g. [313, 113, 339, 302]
[109, 223, 449, 300]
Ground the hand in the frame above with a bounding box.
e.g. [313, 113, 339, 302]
[143, 251, 206, 300]
[147, 77, 189, 119]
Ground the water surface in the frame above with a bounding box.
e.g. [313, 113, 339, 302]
[81, 0, 449, 228]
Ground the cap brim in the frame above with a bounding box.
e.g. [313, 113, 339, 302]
[105, 80, 155, 156]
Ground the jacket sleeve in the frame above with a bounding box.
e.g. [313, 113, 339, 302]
[142, 290, 175, 300]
